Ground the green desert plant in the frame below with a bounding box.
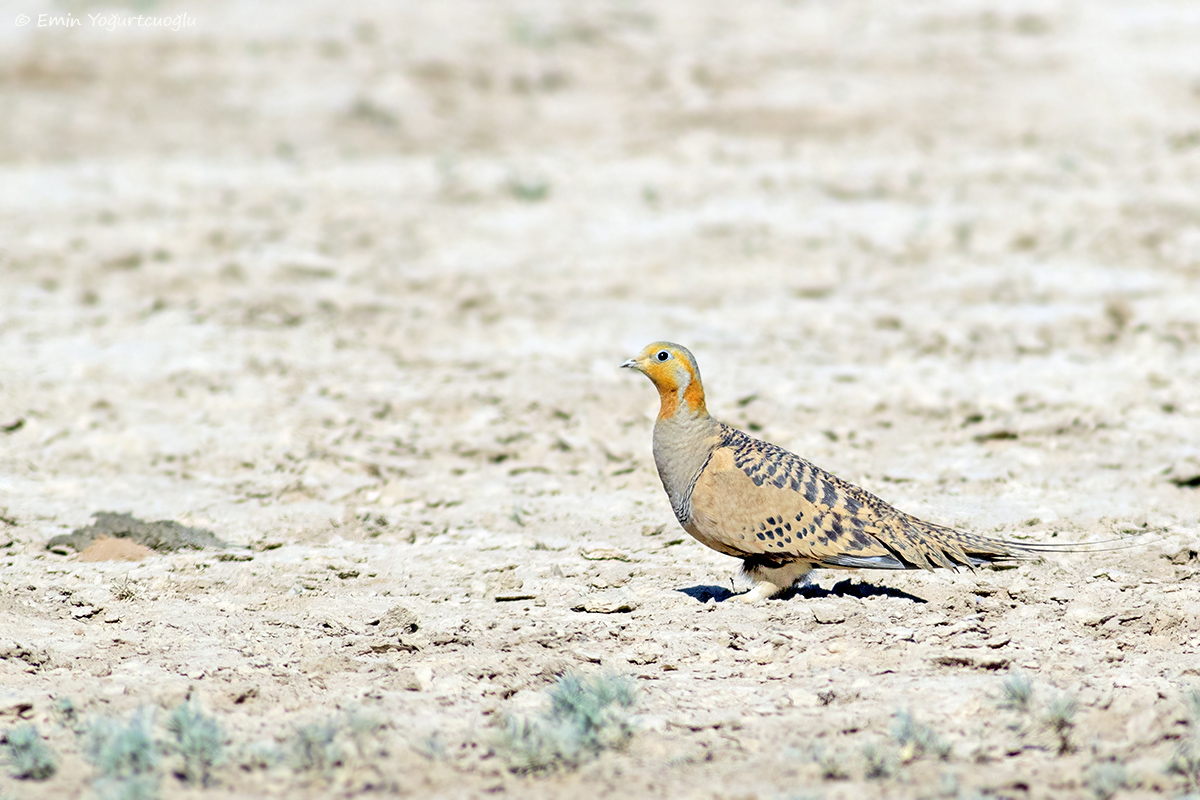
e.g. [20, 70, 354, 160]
[812, 744, 849, 780]
[55, 696, 78, 726]
[1000, 672, 1034, 713]
[86, 712, 160, 800]
[1170, 749, 1200, 794]
[235, 740, 281, 772]
[1184, 687, 1200, 721]
[290, 721, 343, 774]
[1044, 694, 1077, 755]
[414, 731, 447, 762]
[997, 674, 1080, 755]
[862, 742, 893, 780]
[505, 174, 551, 203]
[87, 713, 159, 777]
[1169, 687, 1200, 793]
[4, 724, 57, 780]
[892, 709, 951, 762]
[498, 672, 637, 773]
[165, 701, 223, 786]
[1086, 760, 1128, 800]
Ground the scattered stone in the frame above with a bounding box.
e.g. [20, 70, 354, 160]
[1166, 547, 1198, 565]
[0, 694, 34, 719]
[933, 653, 1011, 671]
[495, 593, 537, 602]
[47, 512, 227, 554]
[230, 685, 259, 705]
[812, 606, 849, 625]
[371, 605, 419, 635]
[365, 642, 420, 655]
[932, 654, 975, 668]
[581, 547, 631, 561]
[397, 666, 433, 691]
[0, 641, 50, 669]
[571, 589, 639, 614]
[627, 647, 661, 665]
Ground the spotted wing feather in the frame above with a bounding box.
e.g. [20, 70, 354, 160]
[684, 425, 1032, 571]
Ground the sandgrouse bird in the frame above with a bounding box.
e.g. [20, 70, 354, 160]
[622, 341, 1081, 602]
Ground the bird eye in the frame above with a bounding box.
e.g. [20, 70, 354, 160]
[656, 350, 670, 362]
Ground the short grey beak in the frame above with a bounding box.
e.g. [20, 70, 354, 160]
[620, 358, 638, 369]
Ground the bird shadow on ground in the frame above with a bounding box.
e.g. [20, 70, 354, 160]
[678, 578, 927, 604]
[678, 585, 737, 603]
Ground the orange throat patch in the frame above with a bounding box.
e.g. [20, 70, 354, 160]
[657, 380, 707, 420]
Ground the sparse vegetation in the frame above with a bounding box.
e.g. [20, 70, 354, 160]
[113, 575, 138, 601]
[505, 174, 551, 203]
[498, 672, 637, 773]
[86, 711, 160, 800]
[235, 740, 281, 772]
[862, 742, 893, 780]
[1185, 687, 1200, 721]
[4, 724, 57, 780]
[165, 701, 223, 786]
[1044, 694, 1077, 755]
[285, 708, 390, 780]
[1000, 672, 1034, 712]
[55, 696, 80, 731]
[1169, 687, 1200, 793]
[414, 731, 447, 762]
[996, 674, 1079, 755]
[1086, 760, 1128, 800]
[290, 721, 343, 774]
[813, 744, 849, 780]
[892, 709, 951, 762]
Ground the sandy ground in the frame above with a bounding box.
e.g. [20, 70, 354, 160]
[2, 1, 1200, 797]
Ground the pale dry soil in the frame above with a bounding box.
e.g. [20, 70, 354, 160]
[2, 1, 1200, 798]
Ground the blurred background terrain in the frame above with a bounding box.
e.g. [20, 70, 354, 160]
[2, 1, 1199, 797]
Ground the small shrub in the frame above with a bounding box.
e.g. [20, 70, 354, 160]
[1000, 672, 1034, 712]
[291, 721, 343, 774]
[165, 701, 223, 786]
[862, 743, 892, 780]
[1044, 694, 1077, 755]
[1171, 690, 1200, 796]
[506, 175, 551, 203]
[1184, 687, 1200, 722]
[86, 712, 160, 800]
[1086, 761, 1127, 800]
[55, 697, 78, 726]
[1168, 746, 1200, 793]
[4, 724, 57, 780]
[813, 744, 849, 780]
[498, 673, 637, 773]
[86, 713, 159, 778]
[892, 709, 951, 762]
[1169, 689, 1200, 794]
[113, 576, 138, 601]
[236, 741, 281, 772]
[414, 731, 446, 762]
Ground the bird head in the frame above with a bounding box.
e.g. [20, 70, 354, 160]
[621, 342, 708, 419]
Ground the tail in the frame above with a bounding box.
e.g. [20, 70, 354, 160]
[819, 516, 1148, 572]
